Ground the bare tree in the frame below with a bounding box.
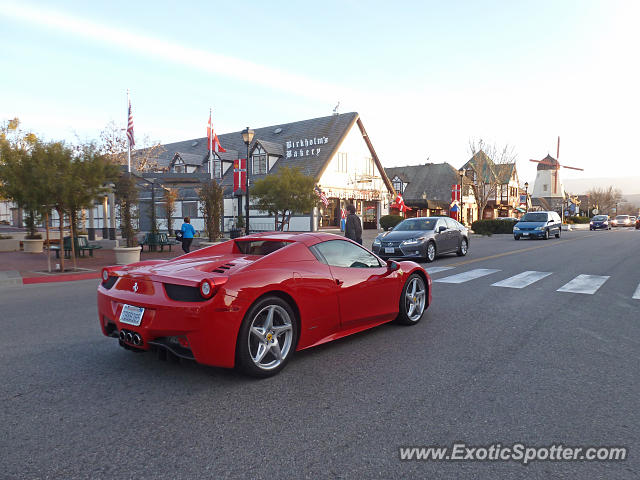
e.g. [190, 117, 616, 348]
[99, 121, 165, 172]
[163, 187, 178, 234]
[585, 186, 623, 216]
[464, 139, 517, 220]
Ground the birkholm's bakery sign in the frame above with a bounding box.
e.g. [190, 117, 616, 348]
[286, 136, 329, 158]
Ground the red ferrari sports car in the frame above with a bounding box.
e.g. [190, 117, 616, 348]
[97, 232, 431, 377]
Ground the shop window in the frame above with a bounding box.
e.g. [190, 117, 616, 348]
[252, 146, 267, 175]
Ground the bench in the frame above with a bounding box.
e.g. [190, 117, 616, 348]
[51, 236, 102, 259]
[139, 233, 180, 252]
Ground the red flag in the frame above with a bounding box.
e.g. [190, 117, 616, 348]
[233, 159, 246, 193]
[207, 114, 226, 153]
[451, 184, 461, 202]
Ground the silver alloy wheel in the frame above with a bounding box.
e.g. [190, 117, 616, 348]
[426, 242, 436, 262]
[404, 276, 426, 322]
[460, 239, 468, 254]
[248, 304, 293, 371]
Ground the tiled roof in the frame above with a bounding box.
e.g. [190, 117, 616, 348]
[385, 163, 459, 209]
[173, 152, 204, 166]
[255, 140, 284, 156]
[147, 113, 359, 184]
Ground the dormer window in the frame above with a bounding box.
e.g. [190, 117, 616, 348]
[252, 145, 267, 175]
[392, 176, 404, 194]
[173, 158, 185, 173]
[205, 154, 222, 178]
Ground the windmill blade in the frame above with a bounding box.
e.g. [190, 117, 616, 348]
[529, 159, 543, 163]
[561, 165, 584, 171]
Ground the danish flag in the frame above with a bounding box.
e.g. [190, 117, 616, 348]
[394, 194, 407, 212]
[207, 113, 226, 153]
[233, 159, 246, 193]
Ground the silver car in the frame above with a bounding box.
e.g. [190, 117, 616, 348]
[372, 217, 469, 263]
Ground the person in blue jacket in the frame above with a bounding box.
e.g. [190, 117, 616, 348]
[180, 216, 196, 253]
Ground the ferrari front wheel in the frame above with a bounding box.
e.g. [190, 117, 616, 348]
[236, 296, 298, 377]
[396, 273, 427, 325]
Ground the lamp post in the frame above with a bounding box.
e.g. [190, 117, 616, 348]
[457, 168, 465, 225]
[524, 182, 528, 213]
[241, 127, 254, 234]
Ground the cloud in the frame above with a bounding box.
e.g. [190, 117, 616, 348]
[0, 2, 352, 102]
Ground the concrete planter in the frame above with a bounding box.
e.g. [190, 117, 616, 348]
[0, 238, 20, 252]
[22, 238, 44, 253]
[561, 224, 572, 231]
[113, 246, 141, 265]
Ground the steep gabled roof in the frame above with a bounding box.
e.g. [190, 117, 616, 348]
[172, 152, 204, 167]
[385, 163, 459, 209]
[254, 140, 284, 157]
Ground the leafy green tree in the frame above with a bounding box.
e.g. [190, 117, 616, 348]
[199, 180, 224, 241]
[251, 167, 317, 231]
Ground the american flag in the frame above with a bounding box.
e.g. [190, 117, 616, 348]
[126, 100, 135, 149]
[314, 185, 329, 207]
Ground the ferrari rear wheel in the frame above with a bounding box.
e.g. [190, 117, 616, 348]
[236, 296, 298, 377]
[396, 273, 427, 325]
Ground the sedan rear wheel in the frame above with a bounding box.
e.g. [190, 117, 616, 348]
[425, 241, 436, 263]
[396, 273, 427, 325]
[236, 296, 297, 377]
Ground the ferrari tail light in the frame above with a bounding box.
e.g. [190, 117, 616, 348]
[199, 279, 215, 299]
[101, 268, 118, 290]
[101, 268, 109, 282]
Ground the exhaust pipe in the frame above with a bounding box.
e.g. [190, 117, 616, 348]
[133, 333, 142, 346]
[125, 332, 133, 343]
[119, 331, 126, 341]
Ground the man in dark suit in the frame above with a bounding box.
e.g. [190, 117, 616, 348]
[344, 204, 362, 245]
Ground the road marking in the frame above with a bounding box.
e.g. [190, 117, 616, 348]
[557, 275, 610, 295]
[491, 271, 553, 289]
[424, 266, 455, 274]
[434, 268, 500, 284]
[633, 283, 640, 300]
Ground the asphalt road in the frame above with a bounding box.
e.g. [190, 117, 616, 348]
[1, 228, 639, 479]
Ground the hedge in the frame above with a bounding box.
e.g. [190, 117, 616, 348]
[471, 219, 517, 235]
[565, 216, 590, 224]
[380, 214, 403, 231]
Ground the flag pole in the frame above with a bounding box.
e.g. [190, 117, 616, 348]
[209, 107, 213, 180]
[127, 89, 131, 173]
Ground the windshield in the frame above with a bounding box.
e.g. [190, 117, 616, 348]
[615, 215, 629, 220]
[393, 218, 437, 231]
[593, 215, 607, 221]
[520, 213, 548, 222]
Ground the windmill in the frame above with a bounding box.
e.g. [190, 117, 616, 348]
[530, 136, 583, 196]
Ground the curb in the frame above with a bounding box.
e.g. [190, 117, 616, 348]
[22, 272, 100, 285]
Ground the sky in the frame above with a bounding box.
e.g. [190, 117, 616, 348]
[1, 0, 639, 188]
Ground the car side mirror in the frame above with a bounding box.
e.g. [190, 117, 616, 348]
[386, 260, 399, 272]
[438, 226, 447, 233]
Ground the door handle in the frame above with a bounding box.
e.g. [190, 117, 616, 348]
[335, 279, 344, 286]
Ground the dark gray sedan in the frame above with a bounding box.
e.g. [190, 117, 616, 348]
[372, 216, 469, 263]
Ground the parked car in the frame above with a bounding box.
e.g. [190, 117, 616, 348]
[612, 215, 631, 227]
[513, 211, 562, 240]
[97, 232, 431, 377]
[630, 216, 637, 226]
[589, 214, 611, 230]
[636, 217, 640, 230]
[372, 216, 469, 263]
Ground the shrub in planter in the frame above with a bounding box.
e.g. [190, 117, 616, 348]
[380, 214, 403, 231]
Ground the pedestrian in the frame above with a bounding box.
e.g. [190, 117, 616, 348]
[344, 204, 362, 244]
[180, 216, 196, 253]
[340, 206, 347, 232]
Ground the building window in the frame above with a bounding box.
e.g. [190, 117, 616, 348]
[337, 152, 348, 173]
[392, 177, 404, 194]
[206, 156, 221, 178]
[182, 201, 198, 218]
[543, 184, 548, 192]
[252, 145, 267, 175]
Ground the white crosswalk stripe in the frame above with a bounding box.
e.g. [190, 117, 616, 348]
[633, 283, 640, 300]
[434, 268, 500, 284]
[557, 275, 610, 295]
[424, 266, 455, 274]
[491, 271, 553, 289]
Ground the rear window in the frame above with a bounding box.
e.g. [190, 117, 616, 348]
[521, 213, 548, 222]
[235, 240, 288, 256]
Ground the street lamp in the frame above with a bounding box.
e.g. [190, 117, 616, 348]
[241, 127, 254, 233]
[524, 182, 529, 212]
[457, 168, 465, 225]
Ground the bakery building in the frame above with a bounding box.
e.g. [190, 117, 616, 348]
[147, 112, 395, 232]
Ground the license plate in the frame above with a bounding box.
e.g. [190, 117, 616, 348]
[522, 233, 529, 236]
[120, 304, 145, 326]
[385, 247, 395, 253]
